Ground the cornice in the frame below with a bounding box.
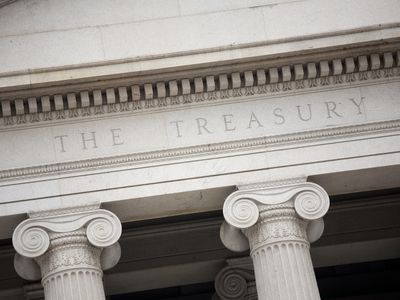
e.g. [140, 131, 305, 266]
[1, 24, 399, 92]
[0, 50, 399, 129]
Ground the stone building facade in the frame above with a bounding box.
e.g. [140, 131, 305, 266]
[0, 0, 400, 299]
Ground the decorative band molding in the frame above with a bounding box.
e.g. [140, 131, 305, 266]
[238, 177, 307, 191]
[28, 204, 100, 218]
[0, 51, 399, 127]
[1, 118, 399, 180]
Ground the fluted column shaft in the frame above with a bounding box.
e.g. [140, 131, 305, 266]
[220, 180, 330, 300]
[13, 205, 122, 300]
[36, 229, 105, 300]
[243, 204, 320, 300]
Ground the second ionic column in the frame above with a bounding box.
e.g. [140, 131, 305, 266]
[220, 180, 330, 300]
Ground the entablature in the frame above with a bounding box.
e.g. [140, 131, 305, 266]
[0, 49, 399, 179]
[0, 46, 399, 238]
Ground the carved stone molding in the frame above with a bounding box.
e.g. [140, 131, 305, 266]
[0, 51, 399, 127]
[220, 180, 330, 300]
[214, 257, 256, 300]
[12, 204, 122, 300]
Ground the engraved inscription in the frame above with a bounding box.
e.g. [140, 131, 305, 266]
[54, 129, 124, 153]
[52, 97, 368, 153]
[1, 81, 398, 171]
[169, 97, 366, 138]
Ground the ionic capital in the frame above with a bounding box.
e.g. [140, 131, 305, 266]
[13, 204, 121, 258]
[220, 180, 330, 252]
[12, 204, 122, 281]
[224, 181, 329, 228]
[214, 257, 255, 300]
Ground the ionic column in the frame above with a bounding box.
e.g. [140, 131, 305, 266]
[13, 205, 122, 300]
[220, 180, 330, 300]
[214, 257, 256, 300]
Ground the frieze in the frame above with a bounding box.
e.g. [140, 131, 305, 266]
[0, 118, 399, 180]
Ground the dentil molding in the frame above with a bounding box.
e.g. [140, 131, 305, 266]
[0, 51, 398, 128]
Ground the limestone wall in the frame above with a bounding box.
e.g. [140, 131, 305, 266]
[0, 0, 399, 74]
